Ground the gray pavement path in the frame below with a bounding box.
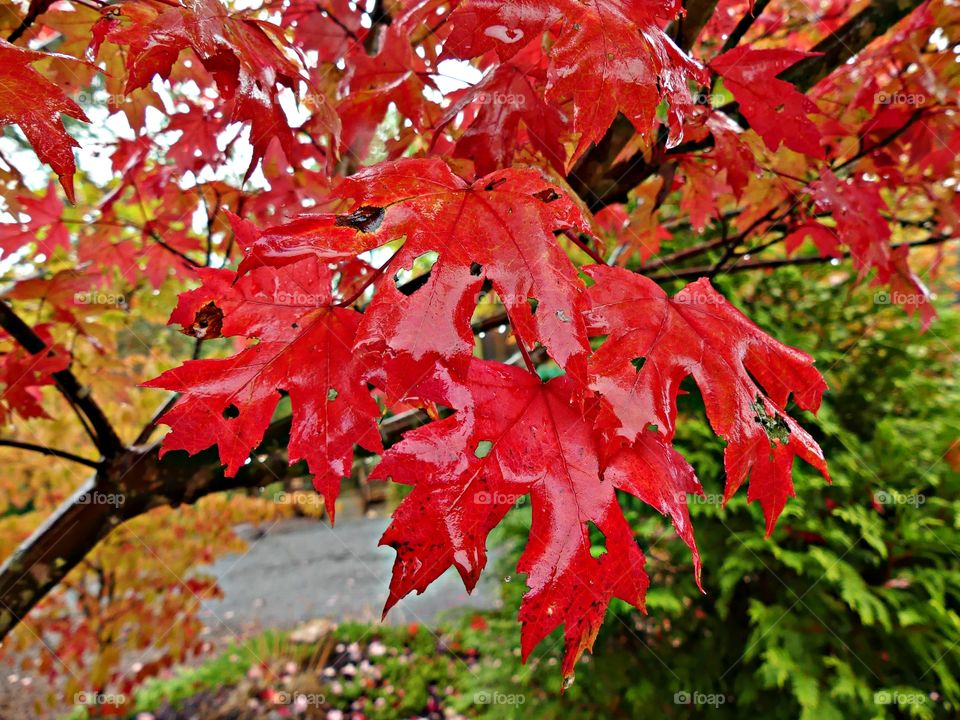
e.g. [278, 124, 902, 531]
[199, 515, 501, 635]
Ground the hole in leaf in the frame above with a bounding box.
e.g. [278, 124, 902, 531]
[394, 252, 437, 294]
[474, 440, 493, 459]
[335, 206, 385, 233]
[631, 357, 645, 372]
[470, 262, 483, 277]
[646, 423, 659, 434]
[222, 404, 240, 419]
[586, 521, 607, 558]
[327, 388, 339, 401]
[527, 297, 539, 315]
[750, 395, 790, 445]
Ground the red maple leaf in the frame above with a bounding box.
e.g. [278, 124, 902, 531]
[143, 254, 382, 519]
[336, 24, 437, 160]
[809, 170, 892, 273]
[0, 182, 70, 258]
[374, 359, 702, 677]
[582, 265, 830, 534]
[886, 244, 936, 331]
[783, 223, 842, 259]
[282, 0, 367, 63]
[710, 46, 825, 159]
[0, 41, 91, 203]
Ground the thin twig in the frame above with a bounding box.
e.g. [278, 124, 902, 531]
[719, 0, 773, 54]
[646, 235, 959, 282]
[0, 440, 101, 469]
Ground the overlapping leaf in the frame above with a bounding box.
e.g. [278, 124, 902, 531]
[583, 265, 830, 534]
[710, 47, 824, 159]
[0, 182, 69, 258]
[93, 0, 338, 179]
[144, 253, 382, 518]
[0, 325, 70, 424]
[337, 24, 436, 160]
[435, 44, 568, 174]
[808, 170, 935, 327]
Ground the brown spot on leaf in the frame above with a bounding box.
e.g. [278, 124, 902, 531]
[187, 302, 224, 339]
[533, 188, 561, 203]
[335, 206, 385, 233]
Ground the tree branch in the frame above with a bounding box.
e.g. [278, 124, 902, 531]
[0, 418, 293, 642]
[0, 399, 432, 641]
[6, 0, 53, 43]
[779, 0, 926, 91]
[834, 108, 926, 171]
[673, 0, 720, 51]
[363, 0, 392, 55]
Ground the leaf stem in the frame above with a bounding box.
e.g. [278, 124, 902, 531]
[515, 338, 538, 375]
[562, 229, 607, 266]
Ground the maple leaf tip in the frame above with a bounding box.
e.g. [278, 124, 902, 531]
[59, 176, 77, 206]
[380, 594, 400, 621]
